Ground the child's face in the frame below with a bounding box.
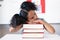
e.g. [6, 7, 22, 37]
[27, 10, 37, 22]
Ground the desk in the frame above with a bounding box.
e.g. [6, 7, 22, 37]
[0, 34, 60, 40]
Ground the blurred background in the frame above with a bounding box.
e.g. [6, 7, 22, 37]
[0, 0, 60, 38]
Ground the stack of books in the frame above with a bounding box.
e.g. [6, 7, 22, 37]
[22, 24, 44, 40]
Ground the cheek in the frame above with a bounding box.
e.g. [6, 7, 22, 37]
[28, 18, 32, 21]
[27, 18, 30, 21]
[28, 18, 33, 22]
[34, 15, 37, 20]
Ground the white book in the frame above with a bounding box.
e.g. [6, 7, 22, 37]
[23, 24, 43, 28]
[23, 34, 44, 37]
[23, 28, 44, 30]
[23, 39, 44, 40]
[23, 30, 44, 32]
[23, 32, 44, 34]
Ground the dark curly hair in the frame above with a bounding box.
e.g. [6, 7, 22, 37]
[10, 1, 37, 28]
[21, 1, 37, 11]
[10, 14, 27, 28]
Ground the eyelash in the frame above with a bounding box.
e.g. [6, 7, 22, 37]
[31, 17, 34, 19]
[32, 14, 36, 19]
[30, 13, 36, 19]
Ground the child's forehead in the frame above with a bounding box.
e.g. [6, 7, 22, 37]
[28, 10, 35, 16]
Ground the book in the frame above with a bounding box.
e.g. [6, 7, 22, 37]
[22, 24, 44, 39]
[23, 29, 44, 32]
[23, 34, 44, 37]
[23, 24, 43, 28]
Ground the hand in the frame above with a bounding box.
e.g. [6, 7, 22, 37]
[9, 27, 17, 32]
[33, 20, 44, 24]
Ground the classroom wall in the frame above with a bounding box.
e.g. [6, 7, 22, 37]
[0, 0, 60, 24]
[0, 2, 2, 24]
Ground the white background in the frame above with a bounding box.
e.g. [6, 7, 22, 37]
[0, 0, 60, 24]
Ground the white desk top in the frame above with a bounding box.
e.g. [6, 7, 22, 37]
[0, 34, 60, 40]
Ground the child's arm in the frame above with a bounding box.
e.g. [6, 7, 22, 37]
[33, 20, 55, 34]
[42, 20, 55, 34]
[9, 25, 22, 32]
[9, 27, 16, 32]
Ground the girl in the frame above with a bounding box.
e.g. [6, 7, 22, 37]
[9, 1, 55, 34]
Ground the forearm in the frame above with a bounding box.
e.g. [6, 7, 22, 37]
[43, 21, 55, 34]
[32, 19, 55, 34]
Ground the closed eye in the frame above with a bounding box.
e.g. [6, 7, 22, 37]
[31, 17, 34, 19]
